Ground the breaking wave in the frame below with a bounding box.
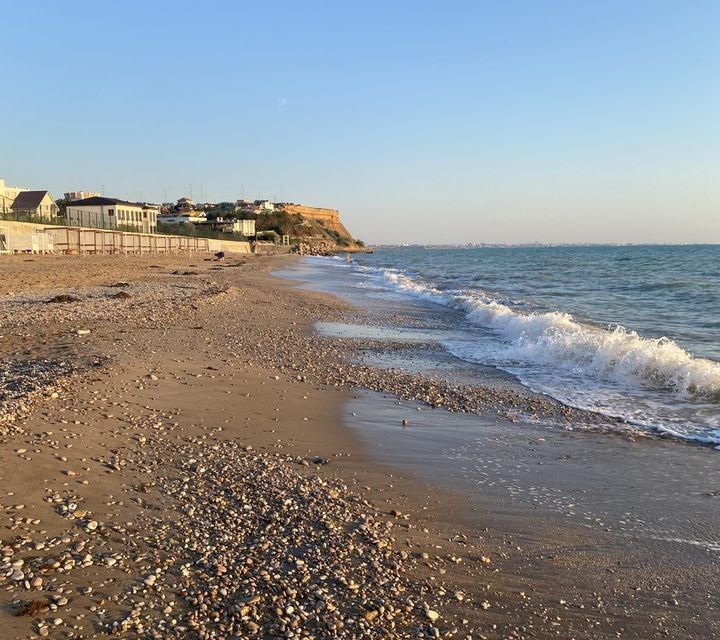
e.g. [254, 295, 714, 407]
[375, 269, 720, 401]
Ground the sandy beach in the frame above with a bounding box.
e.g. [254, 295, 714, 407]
[0, 253, 717, 640]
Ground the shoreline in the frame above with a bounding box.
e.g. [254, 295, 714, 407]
[283, 258, 719, 452]
[0, 253, 717, 639]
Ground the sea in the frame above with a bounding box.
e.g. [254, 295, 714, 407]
[304, 244, 720, 448]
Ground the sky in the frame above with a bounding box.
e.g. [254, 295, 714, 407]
[2, 1, 719, 244]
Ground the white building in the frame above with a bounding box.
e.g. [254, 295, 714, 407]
[159, 214, 255, 237]
[204, 218, 256, 236]
[0, 178, 29, 214]
[238, 200, 275, 215]
[232, 218, 256, 236]
[64, 190, 101, 201]
[158, 212, 207, 225]
[66, 197, 158, 234]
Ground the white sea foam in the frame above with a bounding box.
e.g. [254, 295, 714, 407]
[463, 301, 720, 400]
[372, 266, 720, 401]
[305, 256, 720, 444]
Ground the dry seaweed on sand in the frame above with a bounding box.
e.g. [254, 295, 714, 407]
[14, 600, 49, 617]
[45, 294, 81, 304]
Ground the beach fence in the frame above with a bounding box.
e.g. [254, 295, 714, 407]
[44, 227, 220, 255]
[0, 220, 245, 256]
[0, 225, 53, 254]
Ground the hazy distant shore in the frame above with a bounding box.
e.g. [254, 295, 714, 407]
[0, 253, 716, 639]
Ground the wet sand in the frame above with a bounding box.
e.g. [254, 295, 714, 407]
[0, 253, 717, 639]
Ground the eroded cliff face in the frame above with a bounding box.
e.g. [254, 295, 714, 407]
[280, 204, 355, 242]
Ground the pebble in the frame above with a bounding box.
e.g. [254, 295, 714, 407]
[0, 262, 563, 639]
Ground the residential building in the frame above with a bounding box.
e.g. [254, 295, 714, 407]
[159, 213, 255, 236]
[140, 205, 160, 233]
[11, 191, 59, 220]
[0, 178, 29, 214]
[64, 191, 101, 201]
[158, 212, 207, 225]
[238, 200, 275, 215]
[204, 218, 256, 236]
[233, 218, 256, 236]
[66, 197, 158, 233]
[176, 197, 195, 211]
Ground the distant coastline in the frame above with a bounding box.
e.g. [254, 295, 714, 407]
[370, 241, 720, 248]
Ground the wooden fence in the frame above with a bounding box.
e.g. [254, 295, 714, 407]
[45, 227, 220, 255]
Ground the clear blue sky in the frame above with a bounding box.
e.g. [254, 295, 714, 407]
[3, 1, 718, 244]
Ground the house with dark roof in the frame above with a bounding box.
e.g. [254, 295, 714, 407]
[66, 196, 158, 233]
[11, 190, 58, 220]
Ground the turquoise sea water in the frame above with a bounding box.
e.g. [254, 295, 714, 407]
[312, 245, 720, 446]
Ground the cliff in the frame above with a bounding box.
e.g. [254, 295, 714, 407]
[279, 204, 355, 242]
